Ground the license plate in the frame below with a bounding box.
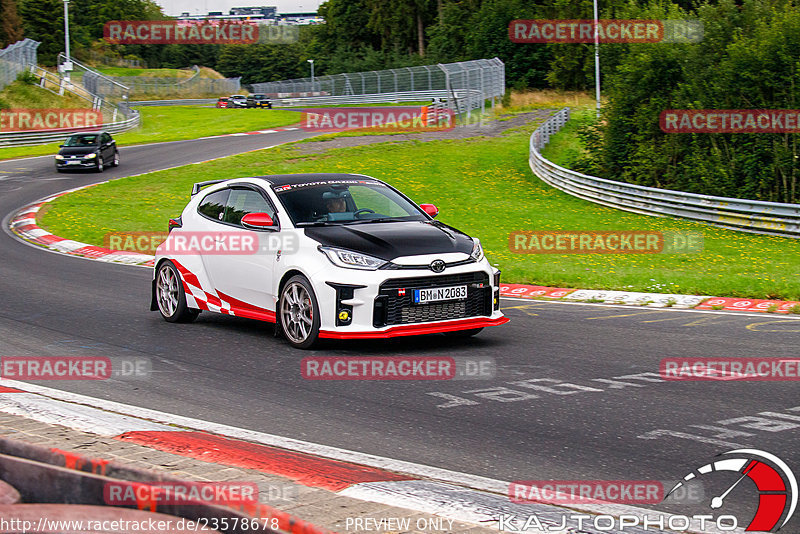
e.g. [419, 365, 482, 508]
[66, 160, 80, 165]
[414, 285, 468, 304]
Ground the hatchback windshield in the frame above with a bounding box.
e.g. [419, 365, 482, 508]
[64, 135, 99, 147]
[273, 181, 427, 225]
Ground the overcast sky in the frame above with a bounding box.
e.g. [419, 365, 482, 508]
[154, 0, 324, 17]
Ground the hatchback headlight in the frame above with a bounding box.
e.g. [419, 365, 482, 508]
[84, 153, 97, 159]
[320, 247, 387, 270]
[470, 238, 484, 261]
[54, 155, 64, 160]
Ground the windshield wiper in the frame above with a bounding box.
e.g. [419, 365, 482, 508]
[296, 221, 339, 227]
[347, 217, 409, 224]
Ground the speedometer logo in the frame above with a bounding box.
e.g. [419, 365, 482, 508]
[666, 449, 797, 531]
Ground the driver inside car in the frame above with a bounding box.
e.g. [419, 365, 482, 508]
[321, 190, 352, 220]
[325, 195, 347, 213]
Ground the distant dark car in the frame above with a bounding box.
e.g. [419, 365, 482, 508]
[55, 131, 119, 173]
[246, 94, 272, 109]
[216, 97, 229, 108]
[228, 95, 248, 108]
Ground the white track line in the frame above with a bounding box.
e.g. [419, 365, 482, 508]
[0, 380, 742, 533]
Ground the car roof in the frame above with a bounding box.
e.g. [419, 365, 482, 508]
[192, 174, 385, 197]
[64, 132, 109, 141]
[250, 173, 383, 187]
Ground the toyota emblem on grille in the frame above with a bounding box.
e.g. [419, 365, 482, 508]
[430, 260, 446, 273]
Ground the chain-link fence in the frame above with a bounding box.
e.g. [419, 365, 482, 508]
[0, 39, 40, 92]
[59, 54, 131, 102]
[87, 51, 146, 69]
[251, 58, 505, 118]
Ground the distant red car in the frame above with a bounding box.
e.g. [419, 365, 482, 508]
[215, 97, 229, 108]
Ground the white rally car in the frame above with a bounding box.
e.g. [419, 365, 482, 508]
[150, 173, 508, 348]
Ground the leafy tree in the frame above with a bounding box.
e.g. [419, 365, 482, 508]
[18, 0, 63, 64]
[0, 0, 24, 47]
[217, 43, 305, 84]
[589, 0, 800, 202]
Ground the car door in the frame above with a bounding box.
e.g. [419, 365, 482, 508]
[100, 133, 115, 163]
[202, 186, 279, 318]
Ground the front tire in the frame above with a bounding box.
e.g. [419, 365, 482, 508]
[279, 275, 320, 349]
[155, 261, 199, 323]
[95, 157, 104, 173]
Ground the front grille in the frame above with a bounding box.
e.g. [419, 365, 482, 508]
[374, 272, 491, 327]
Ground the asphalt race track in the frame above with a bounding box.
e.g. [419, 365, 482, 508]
[1, 131, 798, 524]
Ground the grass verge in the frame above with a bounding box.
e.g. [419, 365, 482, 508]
[0, 106, 301, 161]
[39, 112, 800, 300]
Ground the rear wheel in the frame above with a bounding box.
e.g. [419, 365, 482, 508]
[155, 261, 199, 323]
[279, 275, 320, 349]
[111, 150, 120, 167]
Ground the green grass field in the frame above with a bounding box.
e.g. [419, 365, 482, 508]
[0, 106, 301, 161]
[39, 109, 800, 300]
[94, 67, 196, 77]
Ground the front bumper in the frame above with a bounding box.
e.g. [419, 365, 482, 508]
[319, 316, 509, 339]
[55, 159, 97, 169]
[309, 260, 507, 339]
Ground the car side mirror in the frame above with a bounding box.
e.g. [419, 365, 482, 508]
[242, 212, 277, 230]
[420, 204, 439, 218]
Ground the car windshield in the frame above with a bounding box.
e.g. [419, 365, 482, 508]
[273, 181, 427, 226]
[63, 135, 99, 147]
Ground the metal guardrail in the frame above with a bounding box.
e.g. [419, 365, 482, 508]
[272, 90, 459, 107]
[129, 98, 217, 107]
[529, 108, 800, 238]
[59, 53, 131, 102]
[128, 90, 477, 108]
[0, 113, 141, 147]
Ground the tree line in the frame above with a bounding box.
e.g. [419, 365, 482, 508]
[3, 0, 799, 202]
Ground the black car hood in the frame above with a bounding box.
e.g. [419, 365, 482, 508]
[59, 147, 97, 156]
[304, 221, 474, 260]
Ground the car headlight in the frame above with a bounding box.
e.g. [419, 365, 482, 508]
[84, 153, 97, 159]
[54, 155, 64, 160]
[319, 247, 387, 270]
[470, 238, 484, 261]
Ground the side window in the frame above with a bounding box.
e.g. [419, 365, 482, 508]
[224, 188, 276, 226]
[198, 189, 230, 222]
[103, 133, 112, 144]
